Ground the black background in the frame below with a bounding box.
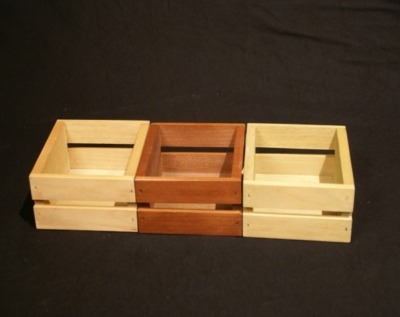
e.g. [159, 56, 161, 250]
[1, 0, 400, 315]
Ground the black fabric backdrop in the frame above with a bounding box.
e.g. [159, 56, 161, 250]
[1, 0, 400, 316]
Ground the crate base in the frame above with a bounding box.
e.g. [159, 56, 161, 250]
[243, 210, 352, 242]
[138, 206, 242, 236]
[34, 203, 138, 232]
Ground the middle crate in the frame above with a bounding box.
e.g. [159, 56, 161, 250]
[135, 123, 245, 236]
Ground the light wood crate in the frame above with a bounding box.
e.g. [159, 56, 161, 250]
[243, 123, 355, 242]
[135, 123, 245, 236]
[29, 120, 149, 232]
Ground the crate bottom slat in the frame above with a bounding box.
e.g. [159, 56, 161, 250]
[34, 203, 138, 232]
[138, 207, 242, 236]
[243, 211, 352, 243]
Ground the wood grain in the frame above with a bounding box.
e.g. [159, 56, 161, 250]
[155, 123, 241, 147]
[34, 202, 137, 232]
[138, 206, 242, 236]
[243, 210, 352, 242]
[253, 123, 339, 150]
[64, 120, 148, 145]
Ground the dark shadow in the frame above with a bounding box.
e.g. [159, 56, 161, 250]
[19, 193, 36, 228]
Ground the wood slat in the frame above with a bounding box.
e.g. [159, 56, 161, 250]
[30, 174, 134, 202]
[34, 203, 137, 232]
[243, 180, 355, 212]
[161, 152, 233, 175]
[64, 120, 147, 144]
[135, 177, 241, 204]
[155, 123, 242, 147]
[136, 124, 162, 177]
[125, 122, 150, 176]
[335, 127, 355, 185]
[254, 153, 336, 177]
[138, 207, 242, 236]
[243, 211, 352, 242]
[30, 120, 70, 174]
[231, 125, 245, 177]
[253, 123, 338, 150]
[243, 124, 256, 180]
[68, 147, 132, 170]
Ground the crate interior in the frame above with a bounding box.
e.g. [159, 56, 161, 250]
[68, 146, 133, 177]
[254, 150, 337, 184]
[252, 125, 343, 185]
[50, 120, 139, 177]
[34, 120, 146, 207]
[136, 124, 244, 210]
[143, 124, 243, 179]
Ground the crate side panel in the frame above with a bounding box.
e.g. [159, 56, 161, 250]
[42, 125, 70, 174]
[64, 120, 148, 145]
[135, 125, 162, 177]
[231, 125, 246, 177]
[135, 178, 241, 204]
[138, 208, 242, 236]
[161, 152, 233, 175]
[243, 124, 256, 181]
[254, 154, 335, 177]
[254, 124, 338, 150]
[243, 181, 354, 212]
[34, 203, 137, 232]
[30, 121, 68, 174]
[243, 212, 352, 242]
[335, 127, 355, 185]
[157, 123, 242, 147]
[125, 122, 150, 176]
[68, 148, 132, 170]
[30, 121, 70, 175]
[31, 175, 135, 202]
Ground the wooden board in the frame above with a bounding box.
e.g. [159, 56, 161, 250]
[244, 180, 354, 212]
[68, 147, 132, 170]
[161, 152, 233, 176]
[135, 177, 241, 204]
[252, 123, 339, 150]
[138, 207, 242, 236]
[30, 121, 70, 175]
[254, 153, 336, 178]
[31, 174, 135, 202]
[154, 123, 241, 147]
[243, 211, 352, 242]
[64, 120, 148, 145]
[34, 203, 137, 232]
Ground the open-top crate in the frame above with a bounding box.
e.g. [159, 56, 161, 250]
[135, 123, 245, 236]
[243, 123, 355, 242]
[29, 120, 149, 232]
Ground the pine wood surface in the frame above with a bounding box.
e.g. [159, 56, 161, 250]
[34, 203, 137, 232]
[243, 211, 352, 243]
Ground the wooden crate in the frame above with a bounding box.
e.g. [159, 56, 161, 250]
[29, 120, 149, 232]
[243, 123, 355, 242]
[135, 123, 245, 236]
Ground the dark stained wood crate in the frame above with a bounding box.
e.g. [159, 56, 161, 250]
[135, 123, 245, 236]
